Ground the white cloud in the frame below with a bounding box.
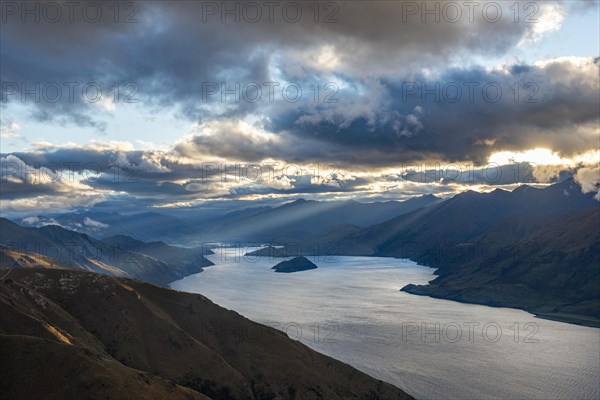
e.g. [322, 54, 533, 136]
[21, 216, 39, 225]
[575, 165, 600, 200]
[0, 121, 21, 139]
[519, 2, 565, 44]
[83, 217, 109, 229]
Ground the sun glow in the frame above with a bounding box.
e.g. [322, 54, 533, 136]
[488, 148, 600, 166]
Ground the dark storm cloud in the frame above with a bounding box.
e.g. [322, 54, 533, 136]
[2, 1, 598, 212]
[2, 0, 549, 128]
[0, 147, 358, 203]
[0, 152, 107, 199]
[1, 54, 597, 208]
[400, 162, 536, 185]
[270, 58, 600, 165]
[3, 147, 200, 197]
[8, 148, 119, 172]
[3, 1, 595, 165]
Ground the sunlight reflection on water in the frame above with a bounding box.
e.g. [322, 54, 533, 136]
[171, 254, 600, 400]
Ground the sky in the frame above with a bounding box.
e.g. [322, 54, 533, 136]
[1, 0, 599, 216]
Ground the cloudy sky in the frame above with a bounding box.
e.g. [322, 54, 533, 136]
[1, 0, 599, 215]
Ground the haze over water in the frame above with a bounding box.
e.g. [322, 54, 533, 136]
[171, 254, 600, 400]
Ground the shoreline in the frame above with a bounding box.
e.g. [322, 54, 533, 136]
[401, 285, 600, 329]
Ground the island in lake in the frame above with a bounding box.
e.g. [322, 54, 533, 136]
[272, 257, 318, 273]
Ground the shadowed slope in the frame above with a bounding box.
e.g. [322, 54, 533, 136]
[403, 206, 600, 326]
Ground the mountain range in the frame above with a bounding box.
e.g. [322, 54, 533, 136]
[299, 178, 600, 326]
[15, 195, 442, 246]
[0, 219, 213, 286]
[1, 177, 598, 399]
[17, 211, 201, 244]
[243, 179, 599, 325]
[212, 195, 442, 242]
[2, 178, 598, 326]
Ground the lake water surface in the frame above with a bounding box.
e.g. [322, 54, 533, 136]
[171, 253, 600, 400]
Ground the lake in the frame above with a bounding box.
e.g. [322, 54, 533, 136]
[171, 252, 600, 400]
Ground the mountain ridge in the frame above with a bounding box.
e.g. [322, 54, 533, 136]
[213, 194, 442, 242]
[0, 268, 413, 400]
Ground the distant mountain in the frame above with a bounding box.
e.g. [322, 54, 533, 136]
[1, 268, 412, 400]
[213, 195, 442, 242]
[246, 245, 292, 257]
[188, 205, 273, 232]
[312, 178, 599, 325]
[18, 211, 200, 244]
[313, 178, 598, 258]
[103, 234, 214, 271]
[403, 206, 600, 326]
[17, 196, 441, 246]
[0, 219, 212, 285]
